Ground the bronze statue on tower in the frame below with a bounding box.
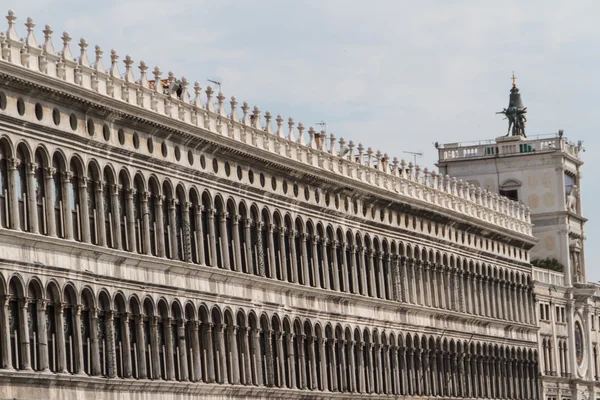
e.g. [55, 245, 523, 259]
[496, 72, 527, 137]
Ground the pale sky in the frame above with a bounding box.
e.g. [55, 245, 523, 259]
[7, 1, 599, 282]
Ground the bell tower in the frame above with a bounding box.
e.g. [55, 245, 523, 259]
[436, 77, 586, 286]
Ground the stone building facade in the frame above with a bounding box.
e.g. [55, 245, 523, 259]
[437, 82, 597, 400]
[0, 10, 540, 399]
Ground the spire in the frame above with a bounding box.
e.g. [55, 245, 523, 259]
[511, 71, 517, 88]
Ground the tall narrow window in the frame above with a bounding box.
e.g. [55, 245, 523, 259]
[103, 169, 114, 248]
[0, 143, 8, 228]
[35, 152, 47, 235]
[15, 147, 28, 231]
[69, 160, 82, 242]
[118, 172, 128, 251]
[52, 155, 65, 238]
[86, 165, 98, 245]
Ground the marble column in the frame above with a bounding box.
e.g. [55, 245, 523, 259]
[190, 321, 202, 382]
[135, 315, 147, 379]
[36, 299, 49, 371]
[25, 163, 39, 234]
[44, 167, 57, 237]
[94, 180, 106, 246]
[232, 215, 243, 271]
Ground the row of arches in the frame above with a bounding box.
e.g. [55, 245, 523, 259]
[0, 139, 534, 324]
[0, 274, 539, 399]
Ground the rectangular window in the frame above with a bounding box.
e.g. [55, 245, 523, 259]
[500, 189, 518, 201]
[545, 304, 550, 321]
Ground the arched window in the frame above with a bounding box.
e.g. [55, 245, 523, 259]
[62, 287, 77, 373]
[201, 194, 213, 266]
[499, 179, 521, 201]
[162, 183, 173, 260]
[133, 176, 144, 254]
[80, 289, 94, 375]
[86, 164, 100, 245]
[97, 293, 111, 377]
[103, 168, 116, 249]
[148, 179, 160, 257]
[8, 278, 24, 370]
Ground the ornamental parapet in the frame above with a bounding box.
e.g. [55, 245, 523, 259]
[0, 10, 532, 238]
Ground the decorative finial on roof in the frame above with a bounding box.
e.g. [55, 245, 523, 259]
[123, 55, 134, 82]
[217, 91, 226, 116]
[6, 10, 18, 41]
[78, 38, 90, 67]
[24, 17, 37, 48]
[42, 25, 54, 55]
[230, 96, 238, 121]
[205, 86, 214, 112]
[276, 115, 284, 137]
[288, 118, 295, 142]
[241, 102, 250, 125]
[297, 123, 305, 145]
[152, 66, 162, 93]
[109, 49, 119, 78]
[192, 82, 203, 108]
[61, 31, 73, 61]
[511, 71, 517, 88]
[138, 61, 148, 87]
[94, 45, 104, 73]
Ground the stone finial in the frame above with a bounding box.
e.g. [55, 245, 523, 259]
[152, 66, 162, 93]
[42, 24, 55, 55]
[330, 134, 337, 155]
[367, 147, 374, 168]
[24, 17, 37, 48]
[61, 31, 73, 61]
[180, 76, 190, 102]
[251, 106, 261, 129]
[318, 130, 326, 151]
[138, 61, 149, 87]
[217, 92, 227, 116]
[357, 143, 364, 164]
[78, 38, 90, 67]
[375, 150, 382, 170]
[241, 101, 250, 125]
[109, 49, 120, 78]
[297, 122, 305, 145]
[193, 82, 203, 107]
[123, 55, 134, 82]
[205, 86, 214, 112]
[94, 45, 105, 73]
[288, 118, 296, 141]
[382, 153, 389, 172]
[339, 137, 346, 157]
[400, 159, 407, 178]
[308, 127, 316, 149]
[348, 141, 355, 161]
[6, 10, 18, 41]
[392, 157, 399, 176]
[276, 115, 284, 137]
[230, 96, 238, 121]
[264, 111, 272, 133]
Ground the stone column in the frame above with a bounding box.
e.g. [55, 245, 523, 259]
[36, 299, 49, 371]
[367, 249, 376, 297]
[136, 315, 147, 379]
[350, 246, 359, 294]
[177, 319, 189, 381]
[190, 321, 202, 382]
[358, 247, 367, 296]
[243, 219, 253, 274]
[61, 172, 74, 239]
[149, 317, 160, 379]
[7, 158, 19, 230]
[319, 338, 328, 391]
[266, 225, 276, 279]
[168, 199, 179, 260]
[311, 236, 320, 287]
[54, 302, 68, 373]
[357, 342, 365, 393]
[338, 340, 347, 391]
[366, 344, 374, 393]
[377, 253, 386, 299]
[0, 296, 12, 369]
[307, 335, 318, 389]
[278, 229, 288, 281]
[348, 340, 356, 392]
[252, 329, 263, 386]
[163, 319, 176, 380]
[90, 309, 101, 376]
[155, 196, 166, 257]
[121, 313, 132, 378]
[329, 339, 338, 391]
[105, 311, 117, 378]
[424, 262, 433, 306]
[330, 241, 340, 291]
[242, 327, 252, 385]
[25, 163, 39, 234]
[286, 333, 296, 388]
[217, 324, 228, 383]
[298, 334, 307, 389]
[73, 305, 85, 374]
[218, 212, 230, 269]
[181, 202, 192, 262]
[204, 323, 216, 382]
[141, 192, 151, 254]
[110, 184, 122, 250]
[230, 325, 240, 384]
[79, 177, 91, 243]
[300, 233, 310, 286]
[232, 215, 242, 271]
[409, 259, 418, 304]
[194, 205, 205, 265]
[276, 331, 285, 387]
[288, 230, 298, 283]
[94, 180, 106, 246]
[453, 269, 460, 311]
[44, 167, 57, 237]
[126, 188, 136, 252]
[391, 345, 399, 394]
[256, 222, 266, 277]
[341, 243, 349, 293]
[321, 239, 330, 290]
[264, 330, 274, 386]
